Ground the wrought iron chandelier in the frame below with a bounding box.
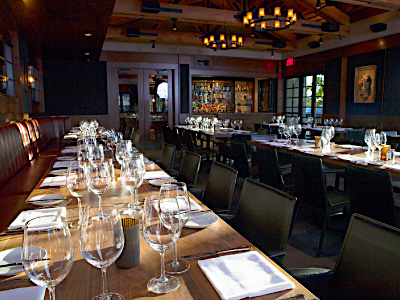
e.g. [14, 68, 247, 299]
[203, 33, 243, 51]
[243, 7, 297, 31]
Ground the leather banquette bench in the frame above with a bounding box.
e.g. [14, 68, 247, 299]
[0, 116, 71, 231]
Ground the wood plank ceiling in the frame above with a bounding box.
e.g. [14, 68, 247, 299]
[1, 0, 116, 60]
[106, 0, 398, 52]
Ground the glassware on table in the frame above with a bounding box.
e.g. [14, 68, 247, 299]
[79, 204, 124, 300]
[272, 116, 276, 124]
[115, 140, 132, 165]
[77, 144, 89, 163]
[120, 153, 145, 215]
[67, 162, 88, 228]
[142, 194, 181, 294]
[222, 119, 229, 128]
[294, 124, 302, 140]
[230, 120, 237, 129]
[162, 182, 191, 274]
[278, 124, 285, 140]
[374, 133, 383, 161]
[288, 125, 295, 142]
[88, 144, 105, 162]
[86, 160, 111, 219]
[237, 120, 243, 130]
[22, 215, 74, 300]
[339, 119, 344, 127]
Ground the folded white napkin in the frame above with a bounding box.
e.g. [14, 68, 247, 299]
[199, 251, 295, 300]
[384, 164, 400, 170]
[144, 171, 171, 180]
[337, 154, 365, 163]
[53, 161, 77, 169]
[40, 176, 67, 188]
[296, 147, 315, 153]
[8, 207, 67, 230]
[0, 286, 46, 300]
[63, 134, 78, 139]
[175, 196, 201, 211]
[61, 147, 77, 154]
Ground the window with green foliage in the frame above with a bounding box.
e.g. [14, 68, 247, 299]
[285, 74, 324, 124]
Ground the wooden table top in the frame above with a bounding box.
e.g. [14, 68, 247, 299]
[249, 139, 400, 179]
[0, 148, 317, 299]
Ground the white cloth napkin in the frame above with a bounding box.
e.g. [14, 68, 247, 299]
[61, 147, 77, 154]
[63, 134, 78, 139]
[296, 147, 315, 153]
[53, 161, 77, 169]
[144, 171, 171, 180]
[40, 176, 67, 188]
[198, 251, 295, 300]
[0, 286, 46, 300]
[337, 154, 366, 163]
[8, 207, 67, 230]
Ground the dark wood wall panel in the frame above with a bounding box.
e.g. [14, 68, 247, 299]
[179, 64, 190, 114]
[324, 58, 342, 115]
[43, 60, 108, 115]
[346, 50, 385, 116]
[383, 47, 400, 117]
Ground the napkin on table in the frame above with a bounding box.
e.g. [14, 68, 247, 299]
[144, 171, 171, 180]
[40, 176, 67, 188]
[8, 207, 67, 230]
[199, 251, 295, 300]
[61, 147, 77, 154]
[53, 161, 77, 169]
[0, 286, 46, 300]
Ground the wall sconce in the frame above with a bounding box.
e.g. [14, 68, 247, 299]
[27, 65, 35, 87]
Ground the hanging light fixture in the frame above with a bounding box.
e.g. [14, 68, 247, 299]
[243, 6, 297, 31]
[203, 29, 243, 51]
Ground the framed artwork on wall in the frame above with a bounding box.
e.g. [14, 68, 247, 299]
[354, 65, 376, 103]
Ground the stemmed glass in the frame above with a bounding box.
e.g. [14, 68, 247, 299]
[237, 120, 243, 130]
[120, 153, 145, 215]
[163, 182, 191, 274]
[223, 119, 229, 128]
[67, 163, 88, 228]
[88, 145, 105, 162]
[294, 124, 302, 140]
[231, 120, 237, 129]
[375, 133, 383, 161]
[86, 161, 111, 219]
[80, 204, 124, 300]
[22, 215, 74, 300]
[278, 125, 285, 140]
[288, 125, 295, 143]
[142, 194, 181, 294]
[115, 141, 132, 166]
[272, 116, 276, 124]
[364, 129, 375, 160]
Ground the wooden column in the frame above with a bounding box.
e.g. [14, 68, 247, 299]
[277, 60, 284, 114]
[10, 31, 24, 118]
[339, 57, 347, 122]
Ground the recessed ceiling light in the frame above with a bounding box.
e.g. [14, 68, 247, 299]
[84, 32, 92, 37]
[84, 52, 90, 56]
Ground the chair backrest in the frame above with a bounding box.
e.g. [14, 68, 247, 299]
[254, 123, 261, 132]
[381, 131, 398, 136]
[231, 133, 251, 156]
[345, 128, 365, 146]
[258, 148, 285, 191]
[159, 143, 176, 171]
[292, 154, 327, 210]
[234, 178, 296, 253]
[163, 126, 173, 144]
[230, 142, 250, 178]
[171, 128, 182, 151]
[183, 131, 196, 153]
[329, 214, 400, 299]
[346, 165, 397, 226]
[178, 151, 202, 187]
[203, 161, 238, 212]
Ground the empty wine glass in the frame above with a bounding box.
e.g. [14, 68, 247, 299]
[223, 119, 229, 128]
[278, 125, 285, 140]
[88, 144, 105, 162]
[237, 120, 243, 130]
[115, 141, 132, 165]
[80, 204, 124, 300]
[143, 194, 181, 294]
[294, 124, 302, 140]
[77, 144, 89, 163]
[231, 120, 237, 129]
[324, 119, 329, 126]
[375, 133, 383, 161]
[22, 215, 74, 300]
[67, 162, 88, 228]
[272, 116, 276, 124]
[163, 182, 191, 274]
[120, 153, 145, 215]
[86, 161, 111, 219]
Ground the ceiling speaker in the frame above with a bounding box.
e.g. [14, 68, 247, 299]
[370, 23, 387, 33]
[321, 22, 340, 32]
[272, 40, 286, 48]
[308, 41, 321, 49]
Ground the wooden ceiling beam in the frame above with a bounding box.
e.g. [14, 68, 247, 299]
[106, 27, 297, 51]
[292, 0, 350, 25]
[113, 0, 347, 39]
[330, 0, 400, 9]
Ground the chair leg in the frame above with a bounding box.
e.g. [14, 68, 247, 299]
[289, 202, 299, 238]
[318, 213, 329, 257]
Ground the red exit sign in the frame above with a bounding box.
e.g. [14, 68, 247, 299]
[285, 57, 295, 67]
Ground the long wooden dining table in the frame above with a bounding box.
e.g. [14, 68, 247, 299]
[249, 138, 400, 179]
[0, 143, 318, 299]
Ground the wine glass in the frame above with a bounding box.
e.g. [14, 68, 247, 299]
[272, 116, 276, 124]
[231, 120, 237, 129]
[142, 194, 180, 294]
[375, 133, 383, 161]
[86, 161, 111, 219]
[381, 132, 387, 145]
[294, 124, 302, 140]
[163, 182, 191, 274]
[120, 153, 145, 215]
[77, 144, 89, 163]
[278, 125, 285, 140]
[324, 119, 329, 126]
[115, 141, 132, 165]
[80, 204, 124, 300]
[88, 144, 105, 162]
[22, 215, 74, 300]
[67, 162, 88, 228]
[237, 120, 243, 130]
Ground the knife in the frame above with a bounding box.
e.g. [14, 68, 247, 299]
[190, 210, 211, 215]
[0, 262, 22, 268]
[182, 246, 252, 259]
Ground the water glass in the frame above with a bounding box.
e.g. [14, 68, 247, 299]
[86, 161, 111, 218]
[67, 163, 88, 227]
[142, 194, 180, 294]
[22, 215, 74, 300]
[80, 204, 124, 300]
